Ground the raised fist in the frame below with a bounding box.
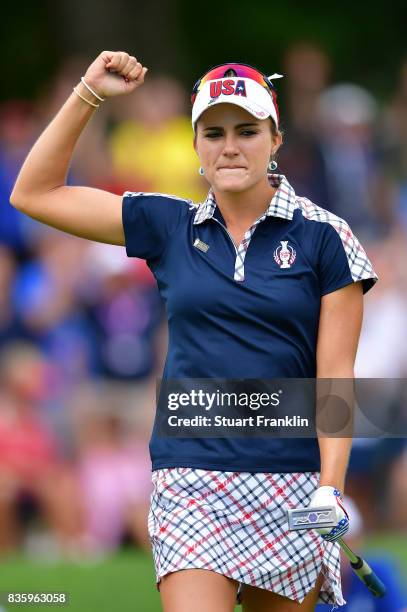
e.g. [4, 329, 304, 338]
[83, 51, 147, 99]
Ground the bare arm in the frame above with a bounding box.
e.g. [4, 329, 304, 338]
[316, 281, 363, 492]
[10, 51, 147, 246]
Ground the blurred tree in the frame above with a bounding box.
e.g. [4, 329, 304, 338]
[0, 2, 60, 101]
[177, 0, 407, 99]
[48, 0, 183, 73]
[0, 0, 406, 101]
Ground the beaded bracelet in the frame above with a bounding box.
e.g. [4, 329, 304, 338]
[73, 86, 99, 108]
[80, 76, 106, 102]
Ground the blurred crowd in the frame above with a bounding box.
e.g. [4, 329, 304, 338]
[0, 43, 407, 566]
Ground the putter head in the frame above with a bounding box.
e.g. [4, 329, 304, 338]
[287, 506, 337, 531]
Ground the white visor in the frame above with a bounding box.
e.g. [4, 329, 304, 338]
[192, 77, 279, 128]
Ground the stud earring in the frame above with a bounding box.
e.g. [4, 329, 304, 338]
[199, 167, 205, 176]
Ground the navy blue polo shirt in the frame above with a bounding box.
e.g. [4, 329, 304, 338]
[122, 174, 378, 473]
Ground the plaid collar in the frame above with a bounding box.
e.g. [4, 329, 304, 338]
[193, 173, 298, 225]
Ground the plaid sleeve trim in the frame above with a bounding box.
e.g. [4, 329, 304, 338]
[296, 196, 378, 287]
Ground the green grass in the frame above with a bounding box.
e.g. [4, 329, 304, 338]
[0, 549, 161, 612]
[0, 535, 406, 611]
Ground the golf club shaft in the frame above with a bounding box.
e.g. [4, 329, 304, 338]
[338, 539, 386, 597]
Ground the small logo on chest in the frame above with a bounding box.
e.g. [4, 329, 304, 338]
[193, 238, 210, 253]
[273, 240, 296, 269]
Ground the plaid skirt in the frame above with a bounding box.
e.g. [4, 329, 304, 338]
[148, 468, 345, 607]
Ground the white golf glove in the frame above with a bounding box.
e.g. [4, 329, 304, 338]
[308, 485, 349, 542]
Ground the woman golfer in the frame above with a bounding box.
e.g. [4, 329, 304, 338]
[11, 51, 377, 611]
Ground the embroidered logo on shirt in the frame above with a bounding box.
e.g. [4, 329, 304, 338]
[193, 238, 209, 253]
[274, 240, 296, 269]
